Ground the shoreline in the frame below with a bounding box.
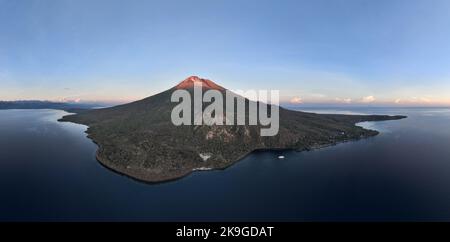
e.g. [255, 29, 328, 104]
[86, 125, 383, 184]
[58, 110, 407, 184]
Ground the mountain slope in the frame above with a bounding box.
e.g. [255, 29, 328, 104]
[60, 76, 406, 182]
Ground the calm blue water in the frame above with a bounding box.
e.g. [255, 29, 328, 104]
[1, 108, 450, 221]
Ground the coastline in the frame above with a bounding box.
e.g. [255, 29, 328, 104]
[59, 110, 407, 184]
[85, 122, 387, 184]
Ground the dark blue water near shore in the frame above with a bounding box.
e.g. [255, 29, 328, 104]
[1, 108, 450, 221]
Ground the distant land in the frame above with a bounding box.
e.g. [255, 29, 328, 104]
[59, 76, 406, 183]
[0, 100, 96, 112]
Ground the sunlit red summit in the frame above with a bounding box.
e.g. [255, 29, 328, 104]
[175, 76, 225, 91]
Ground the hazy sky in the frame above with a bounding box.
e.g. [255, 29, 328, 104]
[1, 0, 450, 106]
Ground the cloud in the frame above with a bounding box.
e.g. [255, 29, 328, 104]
[289, 96, 303, 104]
[394, 97, 432, 104]
[335, 98, 352, 104]
[57, 97, 81, 103]
[361, 95, 375, 103]
[57, 94, 85, 103]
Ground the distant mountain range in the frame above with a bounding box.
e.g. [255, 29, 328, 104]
[0, 100, 96, 111]
[60, 76, 406, 183]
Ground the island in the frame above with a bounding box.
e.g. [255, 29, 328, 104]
[59, 76, 406, 182]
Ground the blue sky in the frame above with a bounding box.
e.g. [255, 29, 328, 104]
[1, 0, 450, 106]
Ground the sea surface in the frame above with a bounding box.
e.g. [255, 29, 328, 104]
[1, 107, 450, 221]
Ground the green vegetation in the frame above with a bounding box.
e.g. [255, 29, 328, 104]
[60, 85, 406, 182]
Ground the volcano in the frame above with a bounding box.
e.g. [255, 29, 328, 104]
[60, 76, 406, 182]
